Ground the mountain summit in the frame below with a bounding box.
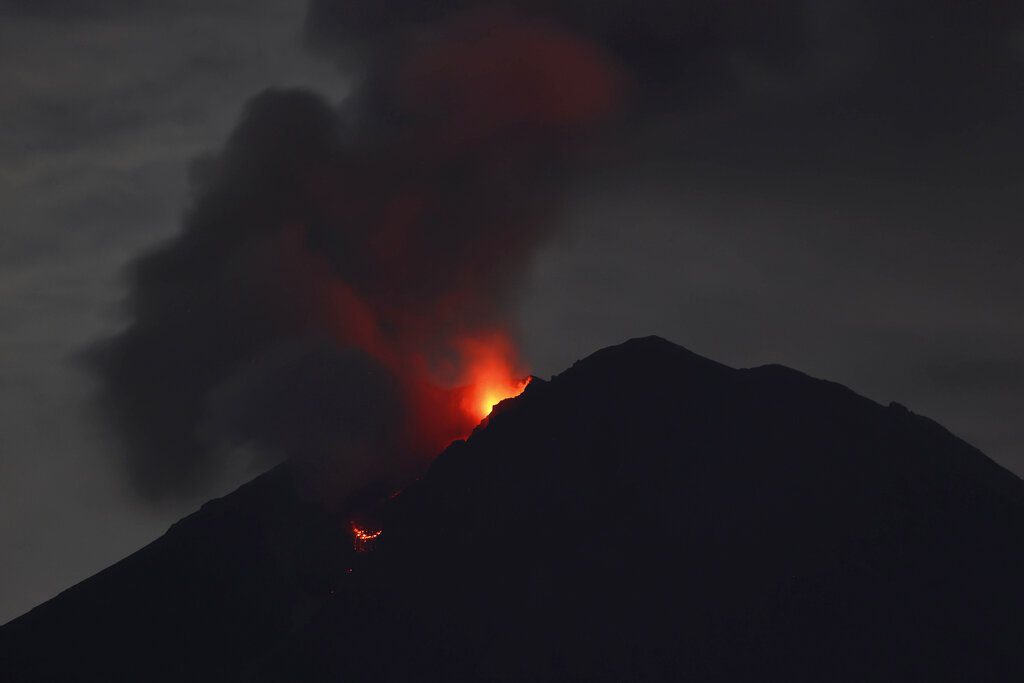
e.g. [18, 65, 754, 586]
[4, 337, 1023, 681]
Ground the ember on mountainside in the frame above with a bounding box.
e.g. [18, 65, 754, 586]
[350, 522, 382, 553]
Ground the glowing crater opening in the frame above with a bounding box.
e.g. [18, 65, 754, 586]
[457, 333, 531, 422]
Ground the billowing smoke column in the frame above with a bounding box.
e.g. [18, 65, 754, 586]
[93, 0, 860, 502]
[91, 6, 625, 502]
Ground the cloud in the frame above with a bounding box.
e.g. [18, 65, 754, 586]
[84, 0, 1024, 501]
[0, 0, 343, 621]
[88, 8, 625, 501]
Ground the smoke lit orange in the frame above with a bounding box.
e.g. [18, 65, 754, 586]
[457, 333, 531, 421]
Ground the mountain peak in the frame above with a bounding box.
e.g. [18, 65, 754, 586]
[4, 337, 1023, 682]
[566, 334, 729, 374]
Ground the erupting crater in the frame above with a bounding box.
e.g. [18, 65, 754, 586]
[346, 341, 531, 553]
[456, 333, 531, 423]
[463, 375, 531, 423]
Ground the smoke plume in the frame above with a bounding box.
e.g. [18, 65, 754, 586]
[91, 6, 625, 500]
[93, 0, 1024, 501]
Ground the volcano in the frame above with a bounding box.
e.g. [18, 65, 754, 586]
[3, 337, 1023, 681]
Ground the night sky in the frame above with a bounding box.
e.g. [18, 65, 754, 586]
[2, 0, 1022, 624]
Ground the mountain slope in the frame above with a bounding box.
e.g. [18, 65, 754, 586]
[256, 337, 1024, 681]
[0, 465, 354, 681]
[4, 337, 1023, 681]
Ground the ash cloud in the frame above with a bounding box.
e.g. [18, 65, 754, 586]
[90, 7, 624, 501]
[91, 0, 1024, 501]
[305, 1, 1024, 107]
[305, 0, 810, 104]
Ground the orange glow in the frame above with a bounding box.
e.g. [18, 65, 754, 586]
[457, 333, 530, 421]
[471, 376, 530, 421]
[351, 522, 382, 552]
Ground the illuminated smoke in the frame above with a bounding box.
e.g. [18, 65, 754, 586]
[91, 1, 859, 501]
[90, 7, 624, 501]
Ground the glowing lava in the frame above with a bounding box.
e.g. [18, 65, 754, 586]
[457, 333, 531, 421]
[351, 522, 383, 552]
[345, 334, 529, 555]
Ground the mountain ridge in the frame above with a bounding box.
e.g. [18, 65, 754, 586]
[3, 336, 1022, 681]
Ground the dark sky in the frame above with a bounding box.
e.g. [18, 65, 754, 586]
[2, 0, 1022, 623]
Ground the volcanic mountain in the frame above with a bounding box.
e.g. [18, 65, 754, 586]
[3, 337, 1023, 681]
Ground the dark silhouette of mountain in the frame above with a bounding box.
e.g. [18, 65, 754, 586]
[3, 337, 1023, 681]
[0, 465, 356, 681]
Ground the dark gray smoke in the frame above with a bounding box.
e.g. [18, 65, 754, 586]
[89, 6, 625, 501]
[90, 0, 1024, 501]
